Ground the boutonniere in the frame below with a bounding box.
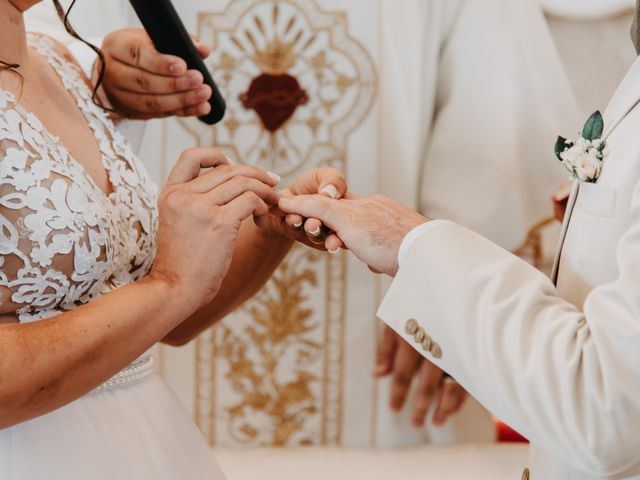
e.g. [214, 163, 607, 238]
[555, 111, 609, 183]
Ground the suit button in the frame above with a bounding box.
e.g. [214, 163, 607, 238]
[421, 335, 433, 352]
[521, 467, 530, 480]
[431, 342, 442, 359]
[414, 327, 426, 343]
[404, 319, 419, 335]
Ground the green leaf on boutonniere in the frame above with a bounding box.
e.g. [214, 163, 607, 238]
[555, 136, 569, 161]
[581, 111, 604, 141]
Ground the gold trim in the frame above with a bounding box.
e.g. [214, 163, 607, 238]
[320, 248, 347, 445]
[195, 328, 218, 445]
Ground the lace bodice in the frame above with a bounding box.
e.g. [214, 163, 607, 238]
[0, 35, 158, 322]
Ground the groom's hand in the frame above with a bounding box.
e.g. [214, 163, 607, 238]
[278, 194, 428, 276]
[100, 29, 213, 119]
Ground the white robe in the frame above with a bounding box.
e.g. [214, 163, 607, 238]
[385, 0, 579, 252]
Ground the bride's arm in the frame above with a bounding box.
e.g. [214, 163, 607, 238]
[0, 149, 279, 429]
[0, 277, 187, 429]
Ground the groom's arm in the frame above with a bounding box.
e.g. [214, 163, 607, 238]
[377, 215, 640, 477]
[279, 189, 640, 477]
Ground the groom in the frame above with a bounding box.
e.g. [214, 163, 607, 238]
[279, 6, 640, 479]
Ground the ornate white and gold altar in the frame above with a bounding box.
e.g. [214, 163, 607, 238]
[24, 0, 637, 456]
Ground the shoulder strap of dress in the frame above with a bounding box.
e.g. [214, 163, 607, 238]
[27, 33, 59, 64]
[27, 33, 91, 99]
[26, 33, 115, 138]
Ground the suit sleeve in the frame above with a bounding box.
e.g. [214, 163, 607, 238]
[378, 180, 640, 477]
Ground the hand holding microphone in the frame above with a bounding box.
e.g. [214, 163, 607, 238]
[98, 0, 226, 122]
[100, 28, 213, 119]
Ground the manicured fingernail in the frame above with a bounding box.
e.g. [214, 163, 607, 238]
[292, 220, 303, 228]
[320, 184, 338, 199]
[328, 247, 341, 254]
[267, 171, 281, 184]
[309, 226, 321, 236]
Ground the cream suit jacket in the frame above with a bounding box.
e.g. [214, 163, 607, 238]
[378, 53, 640, 478]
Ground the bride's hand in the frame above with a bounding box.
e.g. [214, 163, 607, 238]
[100, 29, 212, 119]
[269, 168, 347, 252]
[150, 148, 280, 310]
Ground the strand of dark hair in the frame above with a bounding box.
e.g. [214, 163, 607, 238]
[0, 58, 24, 96]
[0, 60, 20, 71]
[52, 0, 114, 112]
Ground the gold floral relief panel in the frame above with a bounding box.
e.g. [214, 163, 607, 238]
[185, 0, 376, 447]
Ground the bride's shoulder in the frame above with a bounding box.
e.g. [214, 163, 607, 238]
[27, 33, 94, 92]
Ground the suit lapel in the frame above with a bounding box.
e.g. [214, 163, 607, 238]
[551, 180, 580, 285]
[551, 56, 640, 284]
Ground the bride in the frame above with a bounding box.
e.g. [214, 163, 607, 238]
[0, 1, 345, 478]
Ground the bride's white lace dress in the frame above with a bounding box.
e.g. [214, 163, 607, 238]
[0, 35, 226, 479]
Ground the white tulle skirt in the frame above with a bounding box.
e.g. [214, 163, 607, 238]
[0, 372, 226, 480]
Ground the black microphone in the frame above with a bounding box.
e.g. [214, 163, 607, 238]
[128, 0, 226, 125]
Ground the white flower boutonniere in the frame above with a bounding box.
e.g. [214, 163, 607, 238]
[555, 111, 609, 183]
